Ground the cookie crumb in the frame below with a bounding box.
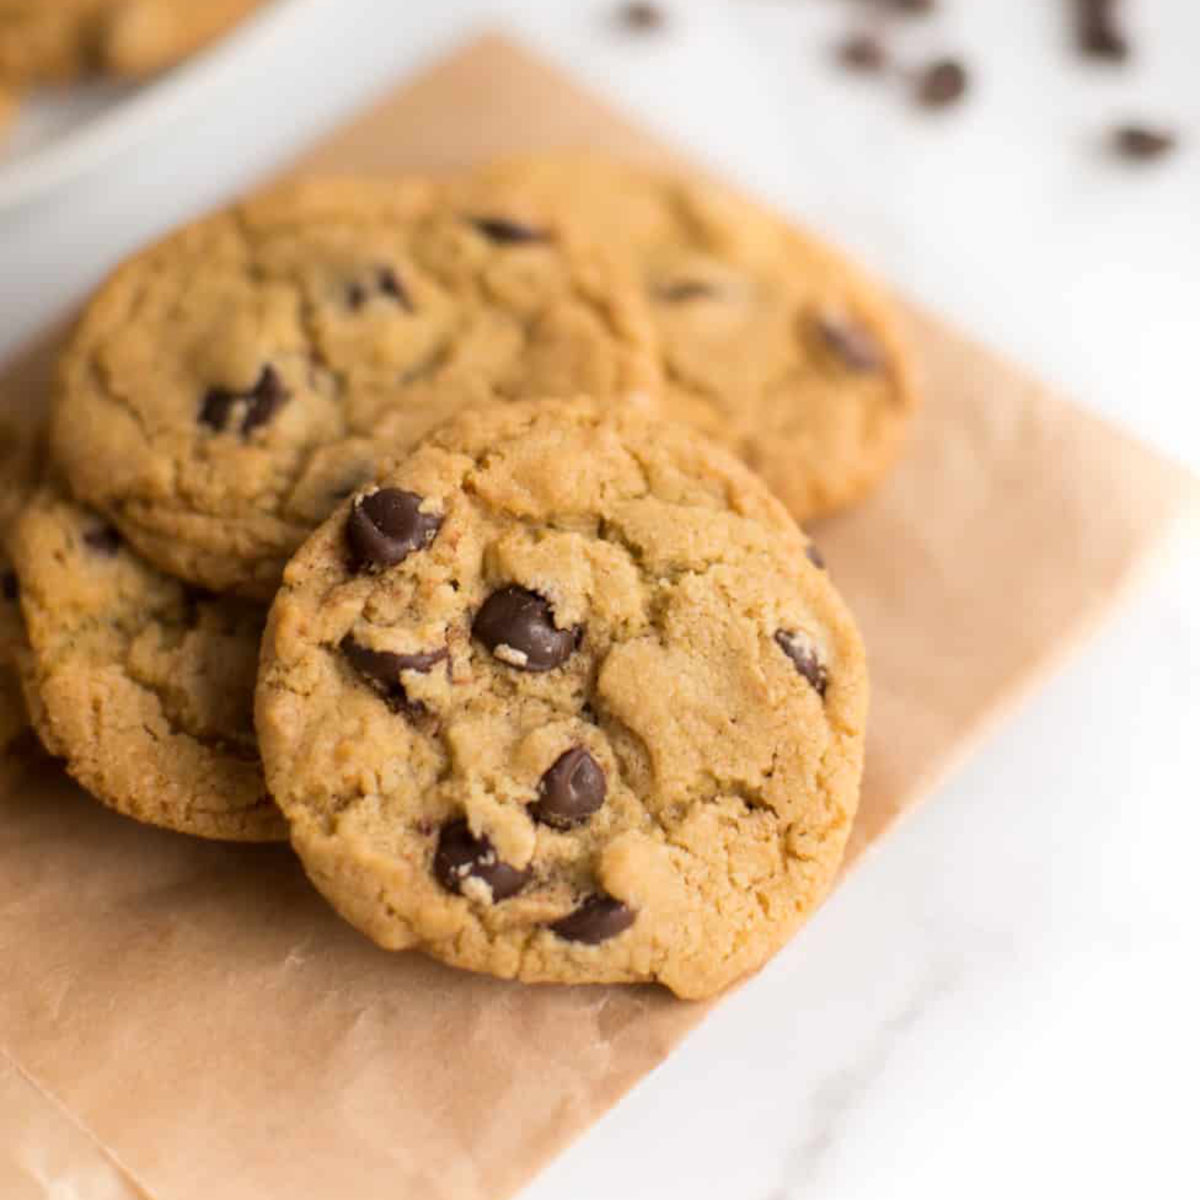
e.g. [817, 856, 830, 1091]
[1112, 124, 1178, 162]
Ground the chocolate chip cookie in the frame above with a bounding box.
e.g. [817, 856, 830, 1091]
[52, 176, 660, 598]
[9, 480, 284, 840]
[461, 153, 919, 521]
[257, 399, 867, 998]
[0, 0, 264, 86]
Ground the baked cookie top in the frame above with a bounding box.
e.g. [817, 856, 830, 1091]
[0, 0, 264, 85]
[257, 399, 868, 998]
[52, 176, 660, 598]
[9, 480, 284, 840]
[462, 153, 919, 522]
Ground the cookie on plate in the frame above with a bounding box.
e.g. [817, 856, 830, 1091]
[0, 0, 264, 85]
[9, 480, 284, 840]
[461, 153, 919, 522]
[257, 398, 867, 998]
[52, 176, 660, 598]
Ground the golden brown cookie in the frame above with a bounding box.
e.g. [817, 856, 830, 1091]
[9, 480, 284, 840]
[461, 153, 919, 521]
[257, 399, 867, 998]
[52, 176, 661, 598]
[0, 0, 263, 85]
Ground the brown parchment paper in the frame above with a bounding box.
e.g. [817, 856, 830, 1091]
[1, 35, 1197, 1200]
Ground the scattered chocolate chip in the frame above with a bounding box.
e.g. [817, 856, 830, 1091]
[342, 637, 446, 711]
[348, 267, 413, 311]
[83, 525, 122, 556]
[619, 2, 664, 31]
[816, 313, 886, 373]
[532, 747, 607, 828]
[1075, 0, 1129, 61]
[775, 629, 829, 697]
[914, 58, 969, 109]
[434, 820, 530, 901]
[1, 569, 18, 601]
[473, 586, 581, 672]
[1112, 124, 1178, 162]
[655, 280, 717, 303]
[470, 216, 549, 245]
[890, 0, 936, 12]
[549, 894, 636, 944]
[199, 365, 290, 438]
[836, 32, 887, 73]
[806, 543, 826, 570]
[347, 488, 442, 570]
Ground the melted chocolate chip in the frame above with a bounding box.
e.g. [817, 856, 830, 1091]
[472, 586, 581, 672]
[775, 630, 829, 698]
[342, 637, 447, 711]
[806, 543, 826, 570]
[1, 569, 18, 601]
[1076, 0, 1128, 61]
[549, 894, 636, 944]
[836, 32, 887, 73]
[817, 314, 886, 373]
[83, 525, 122, 556]
[1113, 125, 1177, 162]
[915, 58, 969, 109]
[348, 267, 413, 311]
[434, 819, 530, 901]
[532, 747, 607, 828]
[347, 489, 442, 570]
[199, 366, 290, 438]
[470, 216, 549, 245]
[656, 280, 718, 303]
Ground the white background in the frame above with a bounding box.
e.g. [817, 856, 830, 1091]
[2, 2, 1197, 1198]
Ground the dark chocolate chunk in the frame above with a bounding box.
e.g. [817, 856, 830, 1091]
[1076, 0, 1129, 61]
[619, 2, 665, 31]
[549, 894, 636, 944]
[472, 586, 581, 672]
[434, 820, 530, 901]
[775, 629, 829, 697]
[470, 216, 549, 245]
[816, 313, 886, 373]
[347, 489, 442, 570]
[82, 525, 121, 556]
[1, 569, 18, 601]
[199, 365, 290, 438]
[836, 32, 887, 73]
[806, 543, 826, 570]
[1113, 125, 1178, 162]
[348, 267, 413, 311]
[342, 637, 447, 710]
[532, 747, 607, 828]
[915, 58, 969, 108]
[655, 280, 718, 303]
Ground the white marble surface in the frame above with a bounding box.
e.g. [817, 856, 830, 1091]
[1, 2, 1197, 1197]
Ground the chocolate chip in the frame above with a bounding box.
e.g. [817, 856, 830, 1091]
[532, 747, 607, 828]
[806, 543, 826, 570]
[83, 525, 122, 556]
[434, 819, 530, 901]
[473, 586, 581, 672]
[914, 58, 969, 108]
[775, 630, 829, 698]
[619, 2, 664, 31]
[549, 894, 636, 944]
[347, 488, 442, 570]
[655, 280, 717, 303]
[348, 267, 413, 312]
[1, 569, 18, 601]
[199, 366, 290, 438]
[1113, 125, 1177, 162]
[342, 637, 447, 711]
[836, 32, 887, 73]
[816, 314, 886, 373]
[1076, 0, 1128, 61]
[470, 216, 549, 245]
[890, 0, 936, 12]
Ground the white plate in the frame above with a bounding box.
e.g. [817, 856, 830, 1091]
[0, 0, 308, 212]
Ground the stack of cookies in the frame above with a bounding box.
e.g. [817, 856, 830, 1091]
[0, 157, 917, 999]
